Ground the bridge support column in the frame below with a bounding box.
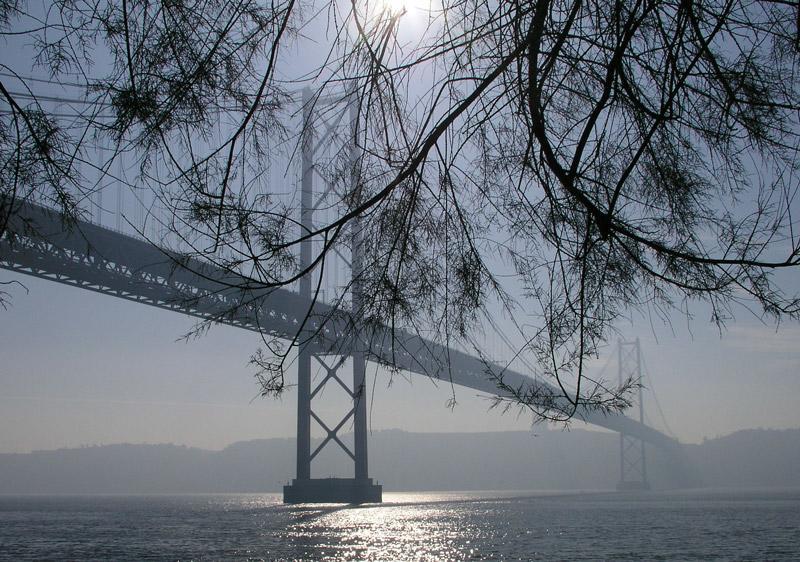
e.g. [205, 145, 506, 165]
[616, 338, 650, 491]
[283, 88, 381, 504]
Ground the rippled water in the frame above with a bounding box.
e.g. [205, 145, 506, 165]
[1, 489, 798, 560]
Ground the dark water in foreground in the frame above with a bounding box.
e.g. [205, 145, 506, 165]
[1, 489, 798, 560]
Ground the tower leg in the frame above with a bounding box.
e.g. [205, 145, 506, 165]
[296, 346, 311, 481]
[353, 350, 368, 481]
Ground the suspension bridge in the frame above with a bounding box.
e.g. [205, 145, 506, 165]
[0, 90, 683, 503]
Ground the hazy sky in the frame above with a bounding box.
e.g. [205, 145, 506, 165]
[2, 1, 800, 455]
[1, 266, 799, 454]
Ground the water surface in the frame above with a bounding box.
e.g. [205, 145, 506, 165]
[1, 489, 798, 560]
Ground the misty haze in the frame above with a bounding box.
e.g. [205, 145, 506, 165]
[2, 0, 800, 559]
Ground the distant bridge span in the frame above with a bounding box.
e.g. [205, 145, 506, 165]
[1, 200, 679, 453]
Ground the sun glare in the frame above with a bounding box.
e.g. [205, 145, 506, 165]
[379, 0, 432, 17]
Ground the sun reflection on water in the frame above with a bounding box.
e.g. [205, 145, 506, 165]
[282, 492, 504, 561]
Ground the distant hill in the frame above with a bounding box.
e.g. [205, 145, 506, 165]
[1, 428, 798, 493]
[683, 428, 800, 488]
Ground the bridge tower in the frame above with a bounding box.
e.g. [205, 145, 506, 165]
[283, 88, 382, 504]
[616, 338, 650, 491]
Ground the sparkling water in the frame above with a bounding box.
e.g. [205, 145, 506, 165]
[1, 489, 798, 560]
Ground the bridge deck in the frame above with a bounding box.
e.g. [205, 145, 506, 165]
[1, 200, 679, 451]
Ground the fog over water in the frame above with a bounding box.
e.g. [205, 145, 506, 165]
[2, 428, 799, 494]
